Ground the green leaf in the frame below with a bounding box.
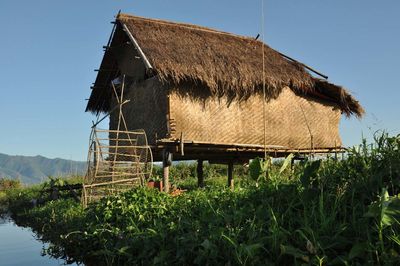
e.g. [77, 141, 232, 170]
[222, 234, 237, 249]
[249, 157, 263, 181]
[118, 246, 130, 254]
[365, 189, 400, 228]
[382, 197, 400, 227]
[280, 244, 306, 258]
[279, 153, 294, 175]
[300, 160, 321, 188]
[348, 242, 368, 260]
[201, 239, 212, 250]
[389, 235, 400, 246]
[243, 243, 263, 257]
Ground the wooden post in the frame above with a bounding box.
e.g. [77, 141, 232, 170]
[162, 149, 170, 193]
[334, 141, 338, 160]
[227, 161, 234, 189]
[180, 132, 184, 156]
[197, 159, 204, 188]
[163, 165, 169, 193]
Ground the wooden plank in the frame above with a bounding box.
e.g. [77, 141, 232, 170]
[157, 139, 286, 149]
[153, 144, 345, 154]
[149, 140, 346, 162]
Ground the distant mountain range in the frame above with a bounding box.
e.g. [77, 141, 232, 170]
[0, 153, 86, 184]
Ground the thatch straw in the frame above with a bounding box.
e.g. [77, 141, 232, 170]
[313, 79, 364, 117]
[87, 13, 363, 117]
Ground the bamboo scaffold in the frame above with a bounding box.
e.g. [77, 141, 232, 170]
[82, 76, 153, 207]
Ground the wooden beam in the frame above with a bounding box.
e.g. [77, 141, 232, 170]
[197, 159, 204, 188]
[277, 51, 328, 79]
[121, 23, 153, 71]
[157, 139, 286, 149]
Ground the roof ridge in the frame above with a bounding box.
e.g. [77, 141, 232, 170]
[117, 13, 257, 42]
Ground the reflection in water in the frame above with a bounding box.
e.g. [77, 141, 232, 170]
[0, 215, 78, 266]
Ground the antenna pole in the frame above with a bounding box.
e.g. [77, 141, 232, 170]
[261, 0, 267, 160]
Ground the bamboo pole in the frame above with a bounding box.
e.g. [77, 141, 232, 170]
[83, 177, 141, 188]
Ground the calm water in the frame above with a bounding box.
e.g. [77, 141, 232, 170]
[0, 216, 78, 266]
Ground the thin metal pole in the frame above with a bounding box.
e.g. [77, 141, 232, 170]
[261, 0, 267, 160]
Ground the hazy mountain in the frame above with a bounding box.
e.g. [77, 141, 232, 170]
[0, 153, 86, 184]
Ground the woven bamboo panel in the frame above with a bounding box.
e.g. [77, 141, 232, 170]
[83, 128, 152, 206]
[109, 77, 168, 145]
[169, 87, 342, 149]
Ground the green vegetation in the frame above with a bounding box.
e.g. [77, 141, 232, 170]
[1, 175, 82, 215]
[0, 177, 22, 213]
[4, 133, 400, 265]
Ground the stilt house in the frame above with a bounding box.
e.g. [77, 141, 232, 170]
[86, 13, 364, 164]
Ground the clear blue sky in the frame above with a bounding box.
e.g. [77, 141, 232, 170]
[0, 0, 399, 161]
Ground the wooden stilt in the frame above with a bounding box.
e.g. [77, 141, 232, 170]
[162, 149, 170, 193]
[197, 159, 204, 187]
[163, 165, 169, 193]
[227, 161, 234, 189]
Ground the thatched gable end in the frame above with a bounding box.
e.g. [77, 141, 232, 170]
[87, 13, 363, 117]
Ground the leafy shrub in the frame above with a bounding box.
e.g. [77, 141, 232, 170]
[0, 178, 21, 191]
[8, 133, 400, 265]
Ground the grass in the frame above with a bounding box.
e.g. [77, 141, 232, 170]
[4, 133, 400, 265]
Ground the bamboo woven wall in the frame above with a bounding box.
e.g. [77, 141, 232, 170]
[169, 87, 342, 149]
[109, 77, 168, 145]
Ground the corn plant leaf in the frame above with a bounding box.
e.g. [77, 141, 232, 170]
[249, 157, 265, 181]
[300, 160, 321, 188]
[279, 153, 294, 175]
[365, 189, 400, 227]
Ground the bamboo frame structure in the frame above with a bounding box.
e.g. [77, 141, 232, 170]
[82, 77, 153, 207]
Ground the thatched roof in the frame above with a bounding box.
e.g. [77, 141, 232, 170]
[87, 13, 364, 117]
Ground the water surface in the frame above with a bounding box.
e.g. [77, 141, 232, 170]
[0, 216, 78, 266]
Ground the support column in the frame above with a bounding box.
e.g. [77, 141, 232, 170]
[197, 159, 204, 188]
[162, 149, 171, 193]
[227, 161, 234, 189]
